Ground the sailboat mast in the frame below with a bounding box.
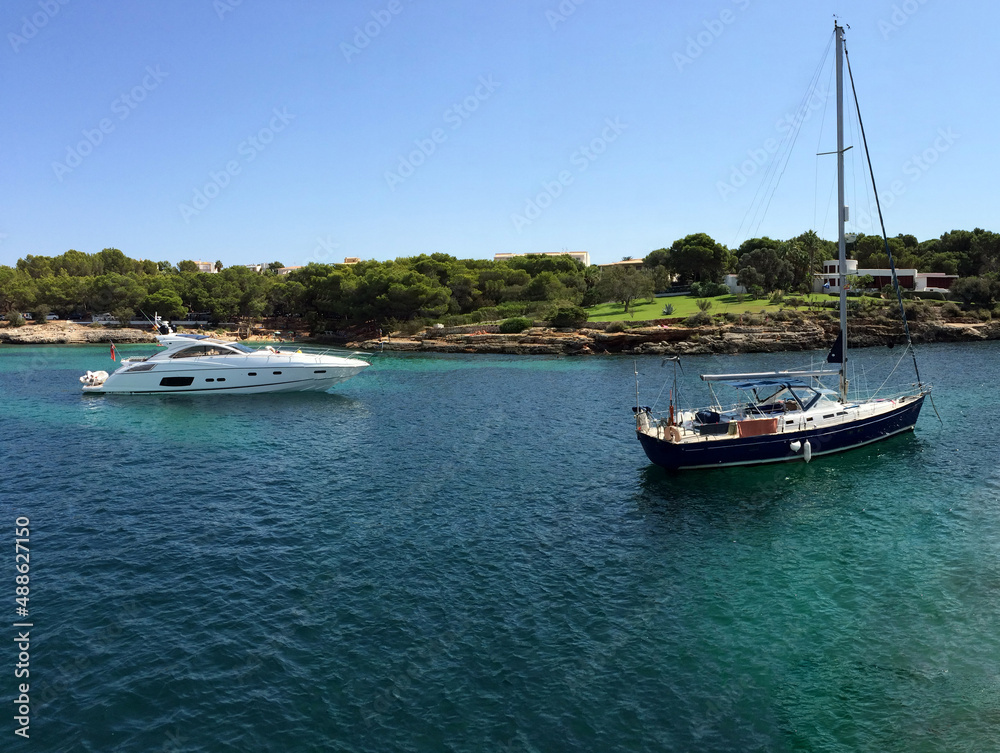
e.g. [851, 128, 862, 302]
[835, 21, 848, 402]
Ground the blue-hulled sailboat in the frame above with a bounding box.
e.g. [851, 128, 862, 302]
[634, 22, 930, 471]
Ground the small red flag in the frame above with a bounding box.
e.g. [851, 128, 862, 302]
[110, 343, 116, 361]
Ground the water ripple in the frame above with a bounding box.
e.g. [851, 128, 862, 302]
[3, 343, 999, 751]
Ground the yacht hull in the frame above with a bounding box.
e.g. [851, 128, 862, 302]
[637, 395, 924, 471]
[83, 363, 368, 394]
[80, 326, 370, 395]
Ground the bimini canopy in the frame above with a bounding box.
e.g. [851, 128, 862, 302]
[700, 369, 841, 391]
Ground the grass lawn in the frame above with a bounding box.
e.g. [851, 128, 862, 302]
[586, 293, 841, 322]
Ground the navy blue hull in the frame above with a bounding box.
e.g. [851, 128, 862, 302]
[637, 396, 925, 470]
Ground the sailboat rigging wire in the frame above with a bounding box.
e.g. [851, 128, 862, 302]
[650, 369, 670, 411]
[871, 345, 915, 399]
[843, 43, 924, 390]
[814, 57, 836, 234]
[848, 89, 875, 238]
[753, 39, 833, 236]
[847, 100, 860, 232]
[732, 33, 834, 245]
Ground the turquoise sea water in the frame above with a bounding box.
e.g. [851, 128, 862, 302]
[2, 341, 999, 752]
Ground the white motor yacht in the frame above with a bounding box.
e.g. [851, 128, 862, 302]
[81, 321, 369, 394]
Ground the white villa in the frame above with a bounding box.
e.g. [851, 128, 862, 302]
[723, 260, 957, 296]
[814, 259, 957, 294]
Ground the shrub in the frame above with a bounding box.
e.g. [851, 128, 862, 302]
[496, 301, 528, 318]
[722, 312, 738, 323]
[397, 320, 425, 336]
[768, 289, 784, 304]
[690, 281, 729, 297]
[606, 321, 625, 333]
[684, 311, 712, 327]
[476, 307, 500, 323]
[944, 276, 997, 306]
[695, 298, 713, 312]
[548, 305, 589, 328]
[32, 304, 51, 322]
[111, 307, 135, 327]
[902, 301, 929, 321]
[5, 312, 26, 327]
[786, 297, 804, 308]
[499, 316, 532, 334]
[661, 303, 674, 316]
[940, 301, 962, 318]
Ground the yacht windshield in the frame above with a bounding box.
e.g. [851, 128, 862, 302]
[170, 345, 242, 358]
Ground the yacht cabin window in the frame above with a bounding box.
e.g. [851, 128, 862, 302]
[170, 345, 239, 358]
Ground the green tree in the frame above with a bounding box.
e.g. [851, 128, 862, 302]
[933, 229, 1000, 277]
[651, 266, 672, 292]
[925, 252, 959, 276]
[302, 267, 358, 320]
[950, 275, 1000, 307]
[507, 253, 584, 277]
[846, 273, 875, 292]
[737, 265, 765, 293]
[643, 248, 671, 271]
[89, 273, 145, 313]
[970, 228, 1000, 275]
[178, 260, 200, 273]
[854, 234, 911, 269]
[15, 254, 53, 279]
[524, 271, 564, 301]
[666, 233, 732, 283]
[737, 245, 793, 292]
[448, 274, 478, 313]
[270, 279, 306, 316]
[791, 229, 835, 288]
[141, 290, 186, 320]
[595, 266, 655, 314]
[55, 249, 97, 276]
[35, 271, 85, 317]
[96, 248, 134, 275]
[111, 306, 135, 327]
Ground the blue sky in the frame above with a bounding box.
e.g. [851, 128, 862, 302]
[2, 0, 997, 269]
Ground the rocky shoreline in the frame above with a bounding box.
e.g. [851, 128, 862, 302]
[3, 317, 997, 355]
[0, 321, 157, 344]
[351, 318, 1000, 356]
